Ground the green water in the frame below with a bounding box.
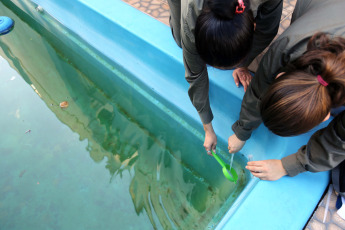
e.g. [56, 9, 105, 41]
[0, 1, 249, 229]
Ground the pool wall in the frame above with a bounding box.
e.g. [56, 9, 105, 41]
[6, 0, 330, 229]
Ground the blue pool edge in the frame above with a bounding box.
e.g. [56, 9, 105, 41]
[12, 0, 330, 229]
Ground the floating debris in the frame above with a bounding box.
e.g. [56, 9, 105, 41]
[30, 84, 42, 98]
[25, 129, 31, 134]
[36, 5, 43, 12]
[19, 170, 26, 178]
[0, 16, 14, 35]
[59, 101, 69, 108]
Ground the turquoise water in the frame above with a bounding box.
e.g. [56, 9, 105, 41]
[0, 2, 249, 229]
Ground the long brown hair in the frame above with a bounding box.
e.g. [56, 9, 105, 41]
[260, 33, 345, 136]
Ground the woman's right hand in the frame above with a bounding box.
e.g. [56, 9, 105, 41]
[203, 123, 217, 156]
[228, 134, 246, 154]
[232, 67, 252, 92]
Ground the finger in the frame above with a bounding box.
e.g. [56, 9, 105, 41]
[246, 76, 251, 88]
[247, 161, 264, 166]
[251, 171, 265, 178]
[255, 175, 269, 181]
[239, 76, 248, 91]
[246, 165, 263, 172]
[243, 81, 248, 92]
[254, 175, 268, 181]
[228, 146, 236, 154]
[238, 74, 245, 84]
[204, 144, 212, 155]
[232, 73, 240, 87]
[248, 74, 253, 81]
[229, 148, 238, 154]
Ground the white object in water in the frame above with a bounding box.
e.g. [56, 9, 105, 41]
[36, 5, 44, 12]
[248, 154, 253, 162]
[247, 154, 254, 178]
[229, 154, 234, 171]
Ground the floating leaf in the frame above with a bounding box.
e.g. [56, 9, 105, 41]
[59, 101, 69, 108]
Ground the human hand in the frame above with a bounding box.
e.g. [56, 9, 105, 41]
[228, 134, 245, 154]
[245, 159, 287, 181]
[232, 67, 253, 92]
[203, 123, 217, 156]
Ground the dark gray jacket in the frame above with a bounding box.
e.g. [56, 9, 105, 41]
[168, 0, 283, 124]
[231, 0, 345, 176]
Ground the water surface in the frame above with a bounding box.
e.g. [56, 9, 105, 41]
[0, 2, 249, 229]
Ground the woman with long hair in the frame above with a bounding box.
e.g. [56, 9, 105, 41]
[168, 0, 283, 155]
[248, 33, 345, 181]
[228, 0, 345, 198]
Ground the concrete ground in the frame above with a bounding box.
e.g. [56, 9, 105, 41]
[121, 0, 345, 229]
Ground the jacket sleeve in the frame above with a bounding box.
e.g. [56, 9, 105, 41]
[242, 0, 283, 67]
[182, 37, 213, 124]
[282, 112, 345, 177]
[168, 0, 182, 47]
[232, 36, 291, 140]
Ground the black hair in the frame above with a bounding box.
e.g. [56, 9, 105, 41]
[195, 0, 254, 68]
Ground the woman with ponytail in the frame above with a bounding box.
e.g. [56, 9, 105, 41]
[254, 33, 345, 181]
[261, 34, 345, 137]
[228, 0, 345, 198]
[168, 0, 283, 155]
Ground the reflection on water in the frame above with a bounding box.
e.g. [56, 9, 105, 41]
[0, 1, 248, 229]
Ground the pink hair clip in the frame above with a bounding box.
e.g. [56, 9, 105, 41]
[235, 0, 246, 14]
[317, 75, 328, 87]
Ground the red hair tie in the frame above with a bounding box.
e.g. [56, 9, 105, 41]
[317, 75, 328, 86]
[235, 0, 246, 14]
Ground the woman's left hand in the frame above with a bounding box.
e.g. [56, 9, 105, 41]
[245, 159, 287, 181]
